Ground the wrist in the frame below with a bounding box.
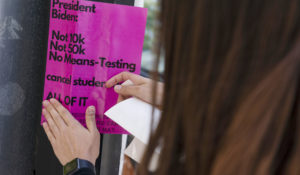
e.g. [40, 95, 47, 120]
[78, 155, 96, 166]
[63, 158, 95, 175]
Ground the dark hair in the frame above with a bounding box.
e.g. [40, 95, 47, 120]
[139, 0, 300, 174]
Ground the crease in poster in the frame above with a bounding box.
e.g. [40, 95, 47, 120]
[41, 0, 147, 134]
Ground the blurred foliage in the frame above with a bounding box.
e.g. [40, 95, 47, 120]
[143, 0, 159, 51]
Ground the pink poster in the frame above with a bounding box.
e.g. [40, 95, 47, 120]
[41, 0, 147, 134]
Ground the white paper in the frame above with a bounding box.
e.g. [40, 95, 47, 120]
[105, 80, 162, 172]
[124, 137, 159, 171]
[105, 97, 161, 145]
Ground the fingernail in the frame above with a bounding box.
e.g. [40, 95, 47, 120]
[42, 100, 49, 106]
[114, 85, 122, 92]
[88, 106, 95, 115]
[50, 98, 56, 103]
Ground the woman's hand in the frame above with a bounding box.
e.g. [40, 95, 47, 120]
[105, 72, 164, 107]
[42, 98, 100, 166]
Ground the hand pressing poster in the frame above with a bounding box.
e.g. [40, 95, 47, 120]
[41, 0, 147, 134]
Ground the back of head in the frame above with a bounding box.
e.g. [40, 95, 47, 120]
[139, 0, 300, 175]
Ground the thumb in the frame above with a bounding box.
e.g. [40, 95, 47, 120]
[85, 106, 97, 132]
[114, 85, 139, 97]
